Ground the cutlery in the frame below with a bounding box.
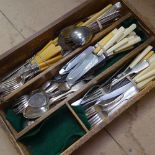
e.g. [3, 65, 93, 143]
[0, 48, 62, 97]
[58, 2, 122, 51]
[64, 24, 141, 85]
[13, 81, 85, 118]
[59, 46, 94, 75]
[111, 45, 154, 85]
[22, 81, 85, 119]
[87, 75, 154, 127]
[70, 45, 155, 127]
[0, 2, 122, 97]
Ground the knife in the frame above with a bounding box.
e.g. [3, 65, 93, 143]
[59, 46, 95, 75]
[95, 81, 133, 104]
[71, 80, 132, 107]
[95, 85, 139, 114]
[66, 52, 106, 84]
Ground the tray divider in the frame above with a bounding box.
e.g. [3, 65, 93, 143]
[66, 102, 89, 133]
[2, 12, 132, 108]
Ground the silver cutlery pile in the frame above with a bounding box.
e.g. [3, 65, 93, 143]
[10, 21, 142, 127]
[0, 2, 122, 98]
[58, 2, 122, 51]
[71, 45, 155, 127]
[0, 61, 39, 97]
[12, 80, 85, 120]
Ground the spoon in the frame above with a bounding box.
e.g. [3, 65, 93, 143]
[58, 2, 121, 51]
[70, 26, 93, 46]
[23, 81, 85, 119]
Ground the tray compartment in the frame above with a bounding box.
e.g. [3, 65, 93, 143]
[0, 0, 155, 154]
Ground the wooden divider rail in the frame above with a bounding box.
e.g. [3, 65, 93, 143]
[0, 0, 155, 155]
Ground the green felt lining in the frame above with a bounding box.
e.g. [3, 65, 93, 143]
[20, 106, 90, 155]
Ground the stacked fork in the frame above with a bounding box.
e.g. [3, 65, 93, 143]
[72, 45, 155, 127]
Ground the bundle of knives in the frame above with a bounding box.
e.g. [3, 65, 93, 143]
[0, 2, 122, 97]
[71, 45, 155, 127]
[60, 23, 141, 84]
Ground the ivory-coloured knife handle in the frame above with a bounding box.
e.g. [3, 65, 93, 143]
[128, 45, 153, 69]
[115, 36, 141, 53]
[134, 60, 155, 80]
[98, 26, 125, 55]
[136, 76, 155, 89]
[94, 29, 117, 54]
[142, 51, 154, 60]
[112, 36, 135, 54]
[116, 45, 134, 53]
[39, 54, 63, 69]
[148, 53, 155, 63]
[134, 67, 155, 83]
[82, 4, 112, 26]
[31, 44, 62, 65]
[118, 23, 137, 42]
[106, 37, 129, 55]
[129, 31, 136, 37]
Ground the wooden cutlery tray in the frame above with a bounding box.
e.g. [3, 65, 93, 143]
[0, 0, 155, 154]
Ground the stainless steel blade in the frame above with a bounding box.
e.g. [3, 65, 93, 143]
[96, 82, 133, 104]
[66, 52, 105, 84]
[59, 46, 94, 75]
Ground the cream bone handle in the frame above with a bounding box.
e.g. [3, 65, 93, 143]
[134, 65, 155, 83]
[106, 37, 129, 56]
[106, 35, 136, 56]
[98, 26, 125, 55]
[116, 32, 137, 53]
[148, 53, 155, 63]
[128, 45, 153, 69]
[135, 76, 155, 89]
[82, 4, 112, 27]
[95, 28, 118, 47]
[94, 28, 118, 54]
[129, 49, 155, 80]
[118, 24, 137, 42]
[114, 36, 141, 53]
[142, 51, 154, 60]
[129, 31, 136, 37]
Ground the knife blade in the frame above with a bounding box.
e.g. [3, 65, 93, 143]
[96, 81, 133, 104]
[66, 52, 106, 84]
[59, 46, 94, 75]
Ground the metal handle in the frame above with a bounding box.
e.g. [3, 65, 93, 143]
[49, 90, 73, 105]
[134, 58, 155, 80]
[82, 4, 112, 26]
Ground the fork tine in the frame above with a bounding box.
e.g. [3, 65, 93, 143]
[89, 114, 102, 126]
[91, 118, 103, 127]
